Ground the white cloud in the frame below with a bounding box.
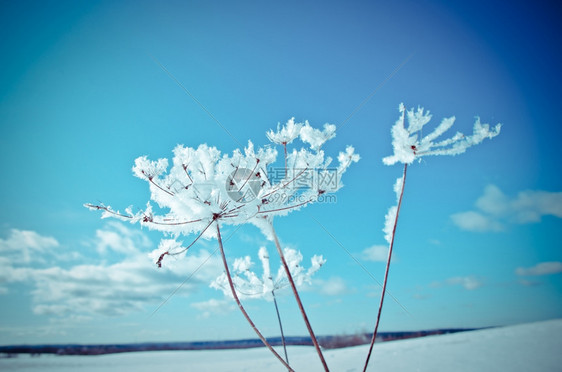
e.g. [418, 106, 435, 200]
[316, 276, 349, 296]
[475, 184, 510, 215]
[518, 279, 542, 287]
[450, 211, 504, 232]
[28, 248, 222, 317]
[0, 256, 32, 285]
[479, 185, 562, 223]
[445, 276, 483, 290]
[33, 304, 70, 316]
[95, 221, 151, 255]
[0, 229, 59, 264]
[452, 185, 562, 232]
[432, 276, 483, 290]
[191, 299, 235, 319]
[0, 223, 223, 317]
[515, 262, 562, 276]
[361, 245, 389, 262]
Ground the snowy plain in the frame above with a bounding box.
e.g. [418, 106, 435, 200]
[2, 319, 560, 372]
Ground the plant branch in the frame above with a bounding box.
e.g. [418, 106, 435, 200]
[272, 289, 289, 366]
[84, 204, 132, 219]
[258, 198, 315, 215]
[141, 170, 174, 196]
[270, 222, 329, 371]
[236, 158, 259, 193]
[362, 162, 408, 372]
[216, 223, 294, 372]
[167, 219, 214, 257]
[261, 166, 310, 199]
[84, 204, 203, 226]
[149, 218, 203, 226]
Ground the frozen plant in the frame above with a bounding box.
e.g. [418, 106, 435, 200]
[211, 247, 325, 301]
[362, 104, 501, 372]
[211, 246, 325, 364]
[86, 118, 358, 372]
[383, 103, 501, 166]
[266, 118, 302, 171]
[265, 119, 358, 372]
[266, 117, 303, 146]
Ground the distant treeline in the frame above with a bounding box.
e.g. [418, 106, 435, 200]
[0, 328, 479, 356]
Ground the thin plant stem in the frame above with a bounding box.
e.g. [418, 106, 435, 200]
[215, 223, 294, 372]
[270, 222, 330, 372]
[362, 162, 408, 372]
[272, 289, 290, 367]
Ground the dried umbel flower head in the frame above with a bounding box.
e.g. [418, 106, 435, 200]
[266, 117, 303, 145]
[363, 104, 502, 371]
[86, 118, 359, 266]
[211, 246, 325, 301]
[383, 103, 502, 165]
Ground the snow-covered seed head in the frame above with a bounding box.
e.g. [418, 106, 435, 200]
[266, 118, 303, 145]
[87, 118, 359, 266]
[225, 167, 263, 203]
[211, 247, 326, 301]
[383, 103, 501, 165]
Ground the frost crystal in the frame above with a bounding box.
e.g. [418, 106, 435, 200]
[266, 118, 303, 145]
[299, 122, 337, 151]
[383, 103, 502, 165]
[211, 247, 326, 301]
[382, 176, 404, 244]
[86, 118, 358, 266]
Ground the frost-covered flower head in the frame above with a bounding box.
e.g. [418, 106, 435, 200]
[380, 103, 502, 243]
[211, 246, 325, 301]
[86, 118, 358, 266]
[266, 118, 337, 152]
[266, 117, 303, 145]
[383, 103, 502, 165]
[299, 122, 336, 151]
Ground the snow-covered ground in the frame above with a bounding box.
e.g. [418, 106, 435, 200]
[2, 319, 561, 371]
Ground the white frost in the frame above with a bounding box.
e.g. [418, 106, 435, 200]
[211, 247, 326, 301]
[299, 122, 337, 151]
[86, 119, 359, 266]
[383, 103, 501, 165]
[266, 117, 303, 145]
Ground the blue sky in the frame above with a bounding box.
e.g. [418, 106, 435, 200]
[1, 0, 561, 345]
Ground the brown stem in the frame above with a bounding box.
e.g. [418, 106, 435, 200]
[84, 204, 132, 219]
[272, 289, 290, 368]
[236, 159, 259, 193]
[261, 166, 310, 199]
[182, 164, 193, 184]
[85, 204, 203, 226]
[215, 223, 294, 372]
[150, 218, 203, 226]
[270, 222, 329, 372]
[142, 171, 174, 196]
[362, 163, 408, 372]
[167, 219, 215, 258]
[257, 197, 315, 215]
